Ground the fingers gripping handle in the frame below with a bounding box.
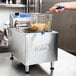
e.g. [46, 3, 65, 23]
[56, 6, 64, 9]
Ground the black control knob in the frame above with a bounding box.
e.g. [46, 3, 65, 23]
[15, 12, 19, 16]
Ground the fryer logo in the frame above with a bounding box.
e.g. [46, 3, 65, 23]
[35, 44, 49, 52]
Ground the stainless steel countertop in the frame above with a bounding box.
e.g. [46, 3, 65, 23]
[0, 48, 76, 76]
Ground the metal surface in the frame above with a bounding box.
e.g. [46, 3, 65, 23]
[26, 0, 41, 13]
[8, 28, 58, 64]
[9, 13, 53, 32]
[0, 49, 76, 76]
[34, 0, 40, 13]
[8, 28, 58, 72]
[9, 12, 58, 72]
[26, 0, 29, 13]
[25, 66, 29, 72]
[39, 0, 42, 13]
[10, 13, 31, 27]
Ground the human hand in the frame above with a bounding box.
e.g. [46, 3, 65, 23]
[49, 3, 65, 14]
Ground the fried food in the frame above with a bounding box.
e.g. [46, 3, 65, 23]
[30, 23, 51, 31]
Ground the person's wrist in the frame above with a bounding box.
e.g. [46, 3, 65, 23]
[60, 2, 70, 10]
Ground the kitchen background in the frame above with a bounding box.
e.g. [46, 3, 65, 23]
[0, 0, 76, 55]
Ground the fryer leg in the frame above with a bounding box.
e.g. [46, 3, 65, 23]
[25, 66, 30, 73]
[10, 54, 14, 60]
[50, 62, 54, 70]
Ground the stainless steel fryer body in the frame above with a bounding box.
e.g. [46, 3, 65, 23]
[8, 28, 58, 66]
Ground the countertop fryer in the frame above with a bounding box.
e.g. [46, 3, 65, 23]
[8, 13, 58, 73]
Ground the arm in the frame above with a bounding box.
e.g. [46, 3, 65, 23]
[49, 2, 76, 14]
[64, 2, 76, 10]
